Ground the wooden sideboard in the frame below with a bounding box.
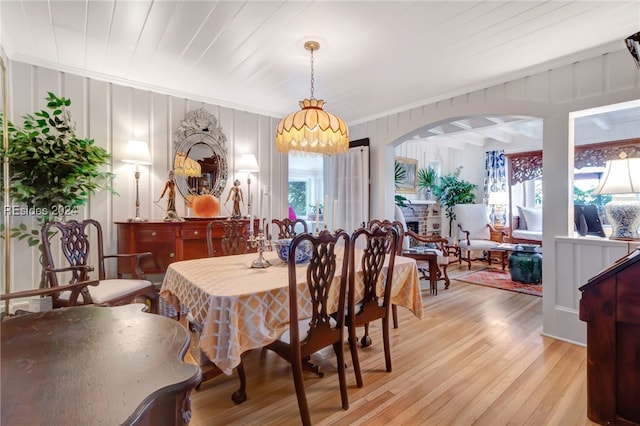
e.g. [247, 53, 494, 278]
[116, 219, 258, 276]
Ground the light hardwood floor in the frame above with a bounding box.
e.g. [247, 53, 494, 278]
[186, 262, 597, 426]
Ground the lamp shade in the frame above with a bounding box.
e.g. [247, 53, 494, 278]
[593, 156, 640, 240]
[593, 157, 640, 195]
[173, 152, 202, 177]
[237, 154, 259, 172]
[122, 140, 152, 165]
[275, 98, 349, 155]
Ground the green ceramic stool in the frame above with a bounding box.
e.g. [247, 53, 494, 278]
[508, 245, 542, 284]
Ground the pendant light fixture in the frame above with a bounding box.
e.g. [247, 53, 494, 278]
[275, 41, 349, 155]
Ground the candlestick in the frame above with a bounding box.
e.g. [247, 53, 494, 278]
[248, 230, 271, 268]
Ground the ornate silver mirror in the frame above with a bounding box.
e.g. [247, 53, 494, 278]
[173, 108, 228, 199]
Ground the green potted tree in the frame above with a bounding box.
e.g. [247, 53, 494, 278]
[1, 92, 114, 282]
[417, 166, 438, 200]
[432, 166, 477, 236]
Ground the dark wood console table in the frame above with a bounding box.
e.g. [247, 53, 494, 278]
[1, 304, 201, 425]
[116, 218, 258, 276]
[579, 249, 640, 425]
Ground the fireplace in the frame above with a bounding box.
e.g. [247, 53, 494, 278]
[406, 221, 419, 234]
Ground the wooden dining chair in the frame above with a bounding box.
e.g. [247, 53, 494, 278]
[347, 226, 398, 388]
[269, 218, 308, 239]
[206, 219, 250, 257]
[41, 219, 159, 314]
[367, 219, 404, 329]
[265, 230, 350, 426]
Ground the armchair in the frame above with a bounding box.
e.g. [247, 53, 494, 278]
[455, 204, 504, 270]
[41, 219, 159, 313]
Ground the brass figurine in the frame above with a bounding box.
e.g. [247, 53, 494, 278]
[225, 179, 244, 218]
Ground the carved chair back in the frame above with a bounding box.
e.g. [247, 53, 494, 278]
[41, 219, 107, 288]
[270, 218, 308, 239]
[367, 219, 404, 255]
[206, 219, 249, 257]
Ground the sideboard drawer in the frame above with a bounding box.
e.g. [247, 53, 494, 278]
[135, 229, 175, 242]
[180, 228, 206, 239]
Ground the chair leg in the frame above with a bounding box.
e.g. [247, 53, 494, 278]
[442, 265, 450, 289]
[466, 251, 472, 270]
[333, 341, 349, 410]
[361, 323, 372, 347]
[291, 357, 312, 426]
[382, 316, 392, 372]
[392, 304, 399, 329]
[348, 322, 363, 388]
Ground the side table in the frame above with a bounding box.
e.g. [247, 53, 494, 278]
[402, 248, 439, 295]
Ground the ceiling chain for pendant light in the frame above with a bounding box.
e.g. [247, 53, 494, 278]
[275, 40, 349, 155]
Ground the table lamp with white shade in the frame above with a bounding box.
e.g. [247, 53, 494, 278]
[593, 153, 640, 240]
[123, 140, 152, 222]
[237, 154, 259, 219]
[488, 191, 509, 227]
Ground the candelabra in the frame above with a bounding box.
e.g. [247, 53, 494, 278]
[248, 231, 271, 268]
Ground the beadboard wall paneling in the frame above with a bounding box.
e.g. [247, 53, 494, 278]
[6, 60, 282, 292]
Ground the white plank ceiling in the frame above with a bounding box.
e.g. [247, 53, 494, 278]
[1, 0, 639, 148]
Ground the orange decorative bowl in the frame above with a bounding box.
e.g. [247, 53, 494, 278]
[192, 194, 220, 218]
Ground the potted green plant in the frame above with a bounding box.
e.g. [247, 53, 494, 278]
[417, 166, 438, 200]
[1, 92, 114, 282]
[432, 166, 477, 236]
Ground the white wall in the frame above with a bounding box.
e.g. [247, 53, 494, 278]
[5, 60, 285, 292]
[349, 48, 640, 344]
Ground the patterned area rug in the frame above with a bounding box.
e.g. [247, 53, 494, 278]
[455, 268, 542, 297]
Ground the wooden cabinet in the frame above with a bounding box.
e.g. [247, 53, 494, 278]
[579, 249, 640, 425]
[116, 219, 258, 276]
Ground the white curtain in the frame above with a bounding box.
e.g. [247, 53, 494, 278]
[326, 144, 369, 233]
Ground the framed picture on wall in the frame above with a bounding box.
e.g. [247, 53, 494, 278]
[395, 156, 418, 193]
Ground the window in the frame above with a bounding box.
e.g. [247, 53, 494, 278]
[288, 181, 308, 217]
[288, 154, 324, 219]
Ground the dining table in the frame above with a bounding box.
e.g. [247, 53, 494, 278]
[160, 248, 423, 402]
